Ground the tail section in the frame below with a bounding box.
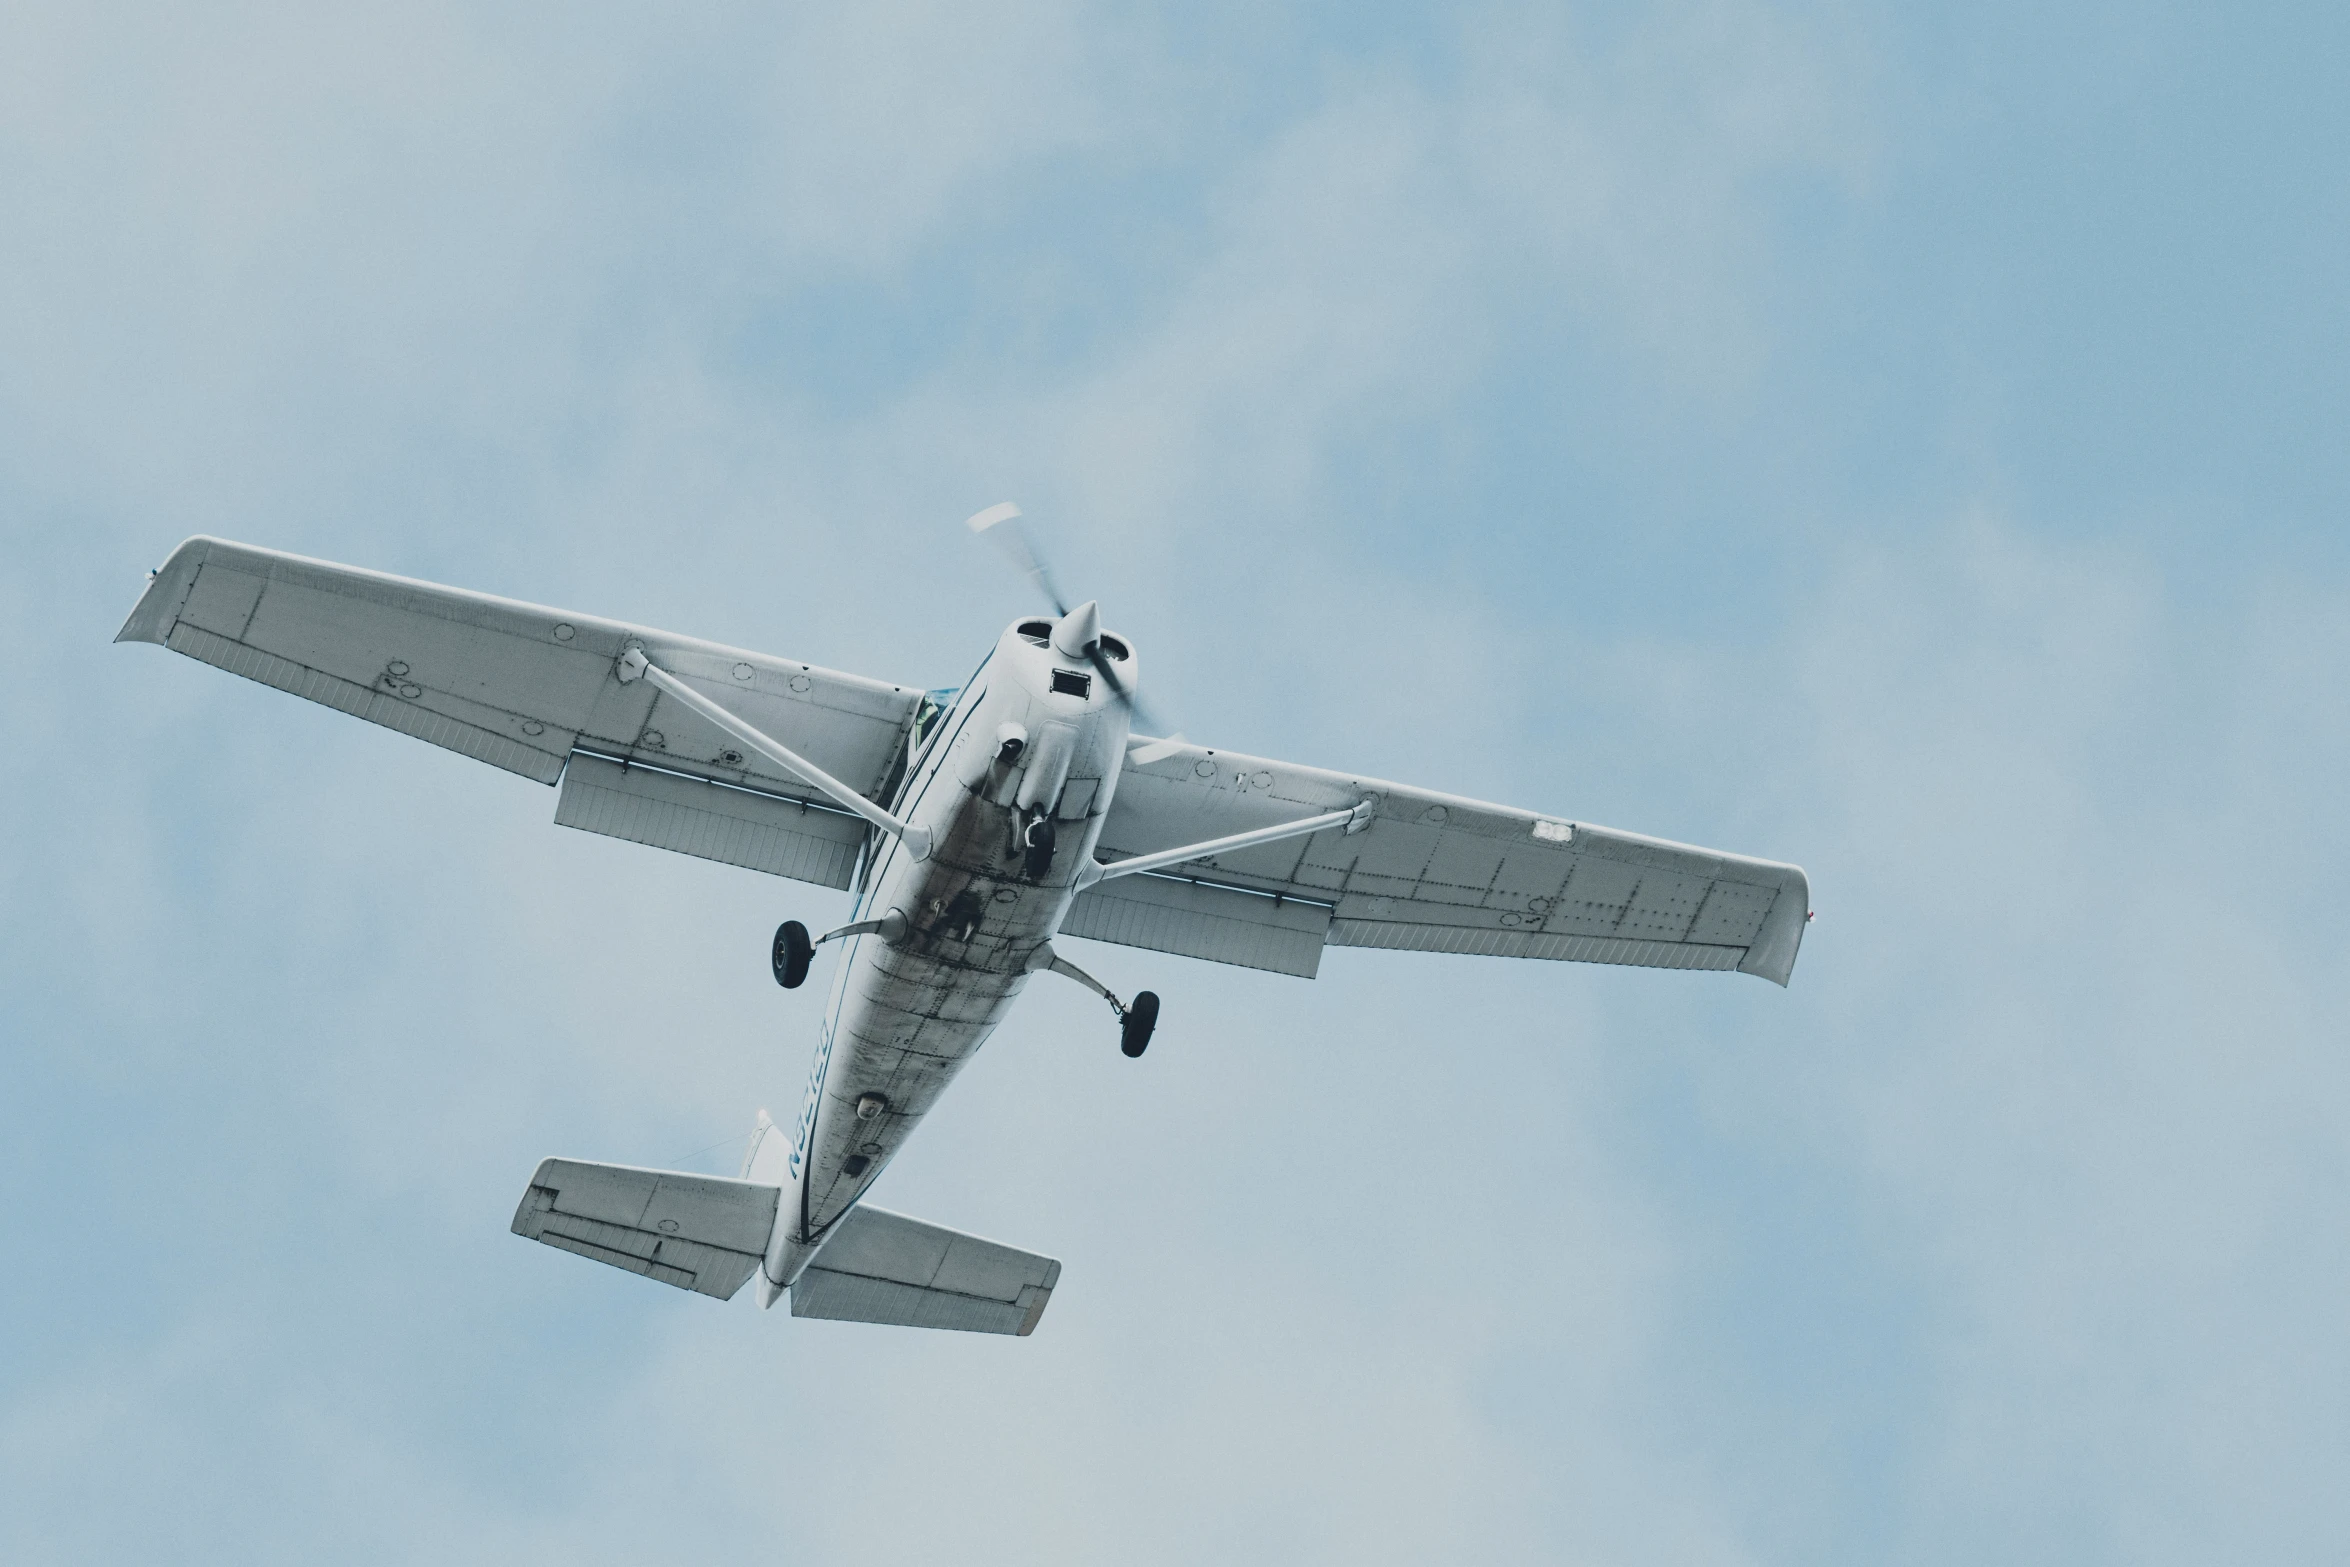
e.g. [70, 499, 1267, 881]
[511, 1158, 781, 1300]
[511, 1113, 1060, 1335]
[740, 1106, 795, 1186]
[739, 1107, 803, 1308]
[790, 1205, 1060, 1336]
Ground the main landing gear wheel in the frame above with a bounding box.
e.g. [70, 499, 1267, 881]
[1120, 990, 1160, 1058]
[772, 920, 814, 989]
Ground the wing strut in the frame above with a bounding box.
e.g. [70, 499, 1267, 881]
[1078, 799, 1373, 888]
[619, 646, 932, 859]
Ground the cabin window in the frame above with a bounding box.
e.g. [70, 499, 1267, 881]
[911, 688, 958, 752]
[1051, 669, 1092, 698]
[905, 688, 960, 778]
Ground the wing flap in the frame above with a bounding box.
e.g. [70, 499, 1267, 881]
[1060, 871, 1331, 978]
[555, 750, 869, 889]
[790, 1205, 1060, 1336]
[511, 1158, 781, 1301]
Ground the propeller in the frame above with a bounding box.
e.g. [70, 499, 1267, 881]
[965, 501, 1068, 615]
[965, 502, 1181, 749]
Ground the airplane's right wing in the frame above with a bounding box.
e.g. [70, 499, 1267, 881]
[117, 537, 925, 888]
[1075, 738, 1810, 985]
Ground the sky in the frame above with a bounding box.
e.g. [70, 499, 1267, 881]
[3, 2, 2346, 1562]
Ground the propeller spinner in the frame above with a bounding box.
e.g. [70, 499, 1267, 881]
[966, 502, 1176, 742]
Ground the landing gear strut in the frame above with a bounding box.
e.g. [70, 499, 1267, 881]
[772, 909, 909, 989]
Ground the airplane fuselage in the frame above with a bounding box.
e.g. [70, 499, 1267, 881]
[750, 619, 1134, 1300]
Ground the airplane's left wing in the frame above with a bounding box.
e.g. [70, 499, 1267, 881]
[1075, 738, 1811, 985]
[118, 538, 924, 886]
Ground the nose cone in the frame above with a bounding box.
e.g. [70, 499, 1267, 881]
[1051, 600, 1101, 658]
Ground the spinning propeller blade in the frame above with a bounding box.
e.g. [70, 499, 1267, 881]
[965, 503, 1068, 617]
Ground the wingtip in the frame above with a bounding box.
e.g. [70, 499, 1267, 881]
[1734, 872, 1810, 987]
[115, 535, 224, 646]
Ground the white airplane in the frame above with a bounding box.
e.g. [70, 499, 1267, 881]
[119, 513, 1809, 1337]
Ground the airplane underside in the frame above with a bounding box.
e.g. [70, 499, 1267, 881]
[116, 526, 1811, 1338]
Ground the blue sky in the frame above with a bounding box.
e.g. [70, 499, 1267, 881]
[4, 3, 2346, 1562]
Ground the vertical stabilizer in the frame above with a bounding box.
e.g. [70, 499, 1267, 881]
[742, 1109, 803, 1309]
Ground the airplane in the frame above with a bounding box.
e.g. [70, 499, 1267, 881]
[117, 512, 1810, 1338]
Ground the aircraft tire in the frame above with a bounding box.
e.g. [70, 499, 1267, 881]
[1120, 990, 1159, 1057]
[773, 920, 814, 989]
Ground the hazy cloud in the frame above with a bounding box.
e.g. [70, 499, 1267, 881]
[5, 3, 2345, 1564]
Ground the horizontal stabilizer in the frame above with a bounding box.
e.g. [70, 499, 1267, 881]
[512, 1158, 781, 1301]
[792, 1205, 1060, 1336]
